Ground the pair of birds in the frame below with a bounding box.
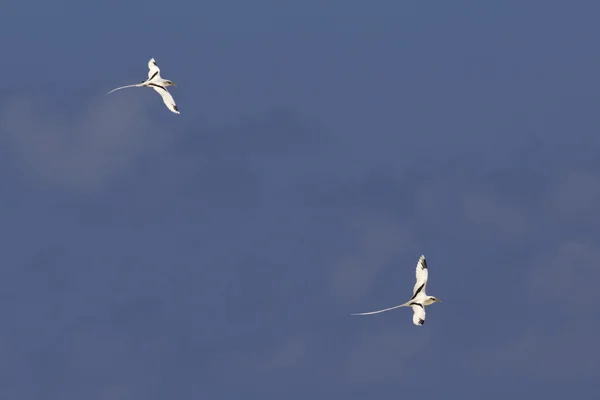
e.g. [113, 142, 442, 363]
[352, 255, 441, 326]
[107, 58, 180, 114]
[108, 59, 441, 326]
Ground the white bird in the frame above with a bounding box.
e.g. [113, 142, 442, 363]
[107, 58, 180, 114]
[351, 255, 441, 326]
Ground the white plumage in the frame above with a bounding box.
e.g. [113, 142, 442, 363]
[107, 58, 180, 114]
[351, 255, 441, 326]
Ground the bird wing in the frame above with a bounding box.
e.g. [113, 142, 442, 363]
[106, 83, 144, 95]
[411, 255, 429, 298]
[350, 303, 406, 316]
[150, 85, 180, 114]
[411, 303, 426, 326]
[148, 58, 161, 80]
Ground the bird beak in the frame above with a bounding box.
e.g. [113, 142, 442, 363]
[171, 82, 177, 86]
[436, 299, 442, 302]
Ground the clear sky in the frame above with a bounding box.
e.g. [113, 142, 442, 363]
[1, 1, 599, 399]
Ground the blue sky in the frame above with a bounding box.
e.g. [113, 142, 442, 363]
[1, 1, 599, 398]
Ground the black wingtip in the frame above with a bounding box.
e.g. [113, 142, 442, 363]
[418, 319, 425, 325]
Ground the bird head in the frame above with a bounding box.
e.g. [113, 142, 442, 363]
[429, 296, 441, 304]
[165, 80, 176, 87]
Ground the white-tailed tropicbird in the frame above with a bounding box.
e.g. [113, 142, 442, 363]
[351, 255, 441, 326]
[107, 58, 180, 114]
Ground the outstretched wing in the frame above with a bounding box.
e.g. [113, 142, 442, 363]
[148, 58, 161, 80]
[350, 303, 406, 316]
[411, 303, 426, 326]
[411, 255, 428, 298]
[106, 83, 143, 95]
[150, 85, 180, 114]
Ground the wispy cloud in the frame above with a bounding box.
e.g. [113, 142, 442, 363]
[328, 212, 416, 301]
[528, 240, 600, 310]
[342, 329, 432, 386]
[0, 95, 175, 192]
[470, 327, 600, 382]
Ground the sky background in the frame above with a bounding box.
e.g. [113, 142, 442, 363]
[1, 1, 599, 399]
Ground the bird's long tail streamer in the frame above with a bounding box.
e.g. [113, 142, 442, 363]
[106, 84, 143, 95]
[350, 302, 409, 316]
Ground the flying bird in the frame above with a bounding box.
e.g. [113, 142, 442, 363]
[351, 255, 441, 326]
[107, 58, 180, 114]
